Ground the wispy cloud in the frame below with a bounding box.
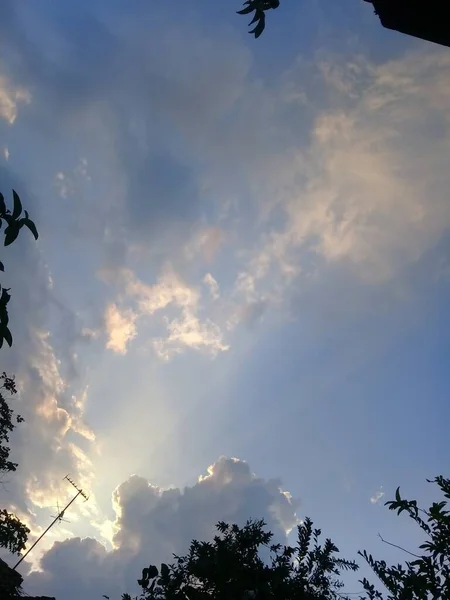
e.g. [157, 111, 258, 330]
[0, 71, 31, 124]
[203, 273, 220, 300]
[102, 266, 228, 358]
[104, 303, 137, 355]
[370, 488, 385, 504]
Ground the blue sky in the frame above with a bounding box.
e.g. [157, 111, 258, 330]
[1, 0, 450, 597]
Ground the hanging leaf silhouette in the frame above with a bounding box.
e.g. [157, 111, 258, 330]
[4, 224, 21, 247]
[2, 325, 12, 347]
[0, 189, 39, 348]
[0, 193, 6, 215]
[12, 190, 22, 220]
[237, 0, 280, 38]
[21, 210, 39, 240]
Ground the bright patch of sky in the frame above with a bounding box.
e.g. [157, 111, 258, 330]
[1, 0, 450, 597]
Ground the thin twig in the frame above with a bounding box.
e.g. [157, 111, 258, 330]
[378, 533, 421, 558]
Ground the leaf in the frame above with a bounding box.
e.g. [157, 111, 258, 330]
[12, 190, 22, 220]
[1, 287, 11, 306]
[251, 19, 265, 38]
[4, 225, 20, 247]
[237, 5, 254, 15]
[3, 326, 12, 347]
[160, 563, 169, 579]
[0, 306, 9, 327]
[0, 193, 6, 215]
[21, 217, 39, 240]
[0, 262, 4, 272]
[148, 564, 159, 578]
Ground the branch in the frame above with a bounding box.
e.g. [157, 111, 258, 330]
[377, 533, 421, 558]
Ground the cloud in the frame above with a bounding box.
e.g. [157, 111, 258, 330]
[0, 71, 30, 124]
[0, 167, 97, 565]
[24, 457, 299, 600]
[154, 309, 229, 360]
[185, 228, 225, 263]
[104, 303, 137, 355]
[0, 5, 450, 596]
[53, 158, 91, 199]
[102, 266, 229, 358]
[53, 171, 74, 199]
[370, 488, 385, 504]
[225, 48, 450, 325]
[203, 273, 220, 300]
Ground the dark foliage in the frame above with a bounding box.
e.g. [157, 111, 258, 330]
[237, 0, 280, 38]
[0, 189, 39, 348]
[0, 509, 29, 556]
[360, 476, 450, 599]
[0, 372, 30, 555]
[122, 478, 450, 600]
[125, 518, 358, 600]
[0, 372, 23, 474]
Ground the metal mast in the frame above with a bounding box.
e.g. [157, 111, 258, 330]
[13, 475, 89, 570]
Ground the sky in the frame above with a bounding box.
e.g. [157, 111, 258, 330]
[1, 0, 450, 597]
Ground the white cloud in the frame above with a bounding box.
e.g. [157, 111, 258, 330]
[3, 146, 9, 160]
[0, 172, 98, 567]
[53, 159, 92, 199]
[24, 457, 299, 600]
[370, 488, 385, 504]
[104, 266, 228, 359]
[228, 48, 450, 319]
[53, 171, 74, 199]
[203, 273, 220, 300]
[104, 303, 137, 355]
[154, 308, 229, 360]
[0, 72, 31, 124]
[74, 157, 91, 182]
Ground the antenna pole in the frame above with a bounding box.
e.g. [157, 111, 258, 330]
[13, 476, 88, 570]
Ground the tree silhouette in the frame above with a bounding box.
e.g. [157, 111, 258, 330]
[0, 189, 38, 596]
[124, 478, 450, 600]
[360, 476, 450, 599]
[125, 518, 358, 600]
[0, 372, 30, 555]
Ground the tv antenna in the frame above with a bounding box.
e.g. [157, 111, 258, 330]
[50, 499, 70, 524]
[13, 475, 89, 570]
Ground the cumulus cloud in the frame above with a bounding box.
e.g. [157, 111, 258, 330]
[24, 457, 299, 600]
